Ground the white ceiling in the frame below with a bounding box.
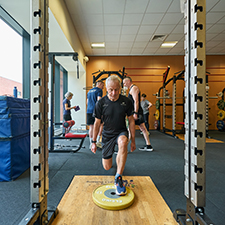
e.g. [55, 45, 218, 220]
[65, 0, 225, 56]
[1, 0, 225, 58]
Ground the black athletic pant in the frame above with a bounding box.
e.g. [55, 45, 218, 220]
[143, 113, 149, 131]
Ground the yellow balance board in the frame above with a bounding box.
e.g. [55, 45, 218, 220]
[92, 183, 135, 210]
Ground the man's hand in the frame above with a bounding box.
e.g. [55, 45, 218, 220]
[133, 113, 138, 120]
[91, 143, 97, 154]
[130, 141, 136, 152]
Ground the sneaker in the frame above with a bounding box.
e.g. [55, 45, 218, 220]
[115, 175, 127, 196]
[139, 145, 153, 152]
[96, 142, 102, 148]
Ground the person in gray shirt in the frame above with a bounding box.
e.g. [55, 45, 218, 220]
[141, 93, 152, 132]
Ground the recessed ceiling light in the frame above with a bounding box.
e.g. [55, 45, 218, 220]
[161, 41, 178, 48]
[91, 42, 105, 48]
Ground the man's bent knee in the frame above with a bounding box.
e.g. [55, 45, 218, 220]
[117, 135, 128, 147]
[102, 158, 112, 170]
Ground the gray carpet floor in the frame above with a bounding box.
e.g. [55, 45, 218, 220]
[0, 130, 224, 225]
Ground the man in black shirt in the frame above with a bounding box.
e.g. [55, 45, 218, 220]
[91, 75, 136, 196]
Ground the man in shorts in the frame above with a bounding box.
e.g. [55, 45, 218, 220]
[123, 77, 154, 151]
[87, 80, 104, 148]
[91, 75, 136, 196]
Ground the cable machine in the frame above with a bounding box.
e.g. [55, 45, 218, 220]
[48, 52, 87, 153]
[19, 0, 58, 224]
[173, 0, 214, 224]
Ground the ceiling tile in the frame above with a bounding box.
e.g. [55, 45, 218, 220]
[217, 15, 225, 24]
[172, 24, 184, 34]
[133, 42, 148, 48]
[160, 13, 183, 25]
[142, 13, 164, 25]
[143, 47, 158, 54]
[121, 25, 139, 35]
[206, 33, 218, 41]
[206, 12, 225, 24]
[146, 0, 173, 13]
[104, 14, 123, 26]
[165, 34, 184, 41]
[79, 0, 103, 14]
[167, 0, 182, 13]
[206, 41, 221, 47]
[206, 0, 220, 12]
[138, 25, 157, 35]
[130, 48, 145, 54]
[147, 42, 162, 48]
[84, 15, 104, 26]
[120, 34, 136, 42]
[88, 35, 105, 42]
[135, 34, 152, 41]
[119, 42, 134, 48]
[155, 25, 176, 34]
[105, 48, 118, 54]
[125, 0, 150, 13]
[105, 35, 120, 42]
[92, 49, 106, 55]
[87, 26, 104, 35]
[213, 33, 225, 41]
[106, 42, 119, 48]
[118, 48, 131, 54]
[207, 24, 225, 33]
[123, 14, 144, 25]
[104, 26, 122, 35]
[210, 0, 225, 12]
[103, 0, 126, 13]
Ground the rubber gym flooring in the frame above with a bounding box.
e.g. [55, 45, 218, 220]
[0, 130, 225, 225]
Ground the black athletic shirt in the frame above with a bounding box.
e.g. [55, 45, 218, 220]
[128, 85, 143, 115]
[93, 94, 133, 135]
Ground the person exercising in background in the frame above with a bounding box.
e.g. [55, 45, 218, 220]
[87, 80, 104, 148]
[123, 77, 154, 152]
[141, 93, 152, 133]
[63, 92, 78, 135]
[91, 75, 136, 196]
[63, 91, 78, 121]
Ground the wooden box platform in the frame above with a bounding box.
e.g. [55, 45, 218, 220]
[52, 175, 178, 225]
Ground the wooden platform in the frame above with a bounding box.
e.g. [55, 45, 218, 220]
[51, 176, 178, 225]
[166, 132, 224, 143]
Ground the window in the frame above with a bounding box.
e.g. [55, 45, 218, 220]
[0, 18, 22, 97]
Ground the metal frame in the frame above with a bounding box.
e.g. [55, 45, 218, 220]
[174, 1, 214, 224]
[93, 67, 126, 83]
[19, 1, 58, 224]
[156, 70, 185, 136]
[48, 52, 81, 153]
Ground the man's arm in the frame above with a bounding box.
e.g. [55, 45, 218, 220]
[91, 118, 101, 154]
[127, 115, 136, 152]
[130, 86, 140, 120]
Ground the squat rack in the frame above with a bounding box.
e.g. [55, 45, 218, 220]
[156, 70, 185, 137]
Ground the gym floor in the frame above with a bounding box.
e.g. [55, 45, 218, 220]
[0, 130, 225, 225]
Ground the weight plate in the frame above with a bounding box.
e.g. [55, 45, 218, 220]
[154, 110, 160, 120]
[155, 100, 160, 109]
[217, 110, 225, 120]
[92, 183, 134, 210]
[217, 99, 225, 110]
[216, 120, 225, 131]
